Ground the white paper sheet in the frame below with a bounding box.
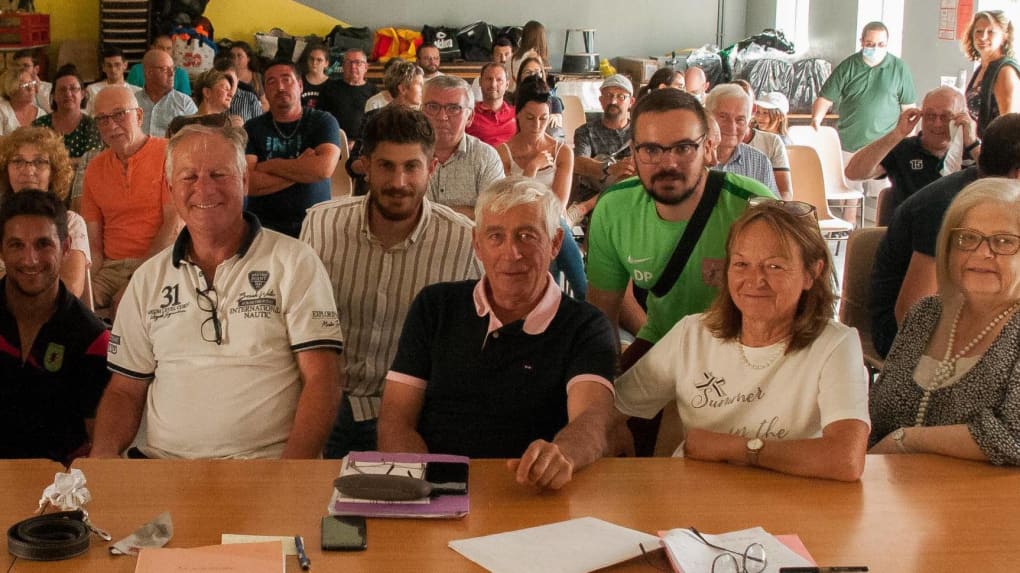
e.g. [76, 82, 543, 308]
[661, 527, 812, 573]
[449, 516, 660, 573]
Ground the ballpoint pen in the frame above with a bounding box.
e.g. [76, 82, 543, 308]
[294, 535, 311, 570]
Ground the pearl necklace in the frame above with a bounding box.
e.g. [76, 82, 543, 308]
[914, 300, 1020, 425]
[737, 335, 787, 370]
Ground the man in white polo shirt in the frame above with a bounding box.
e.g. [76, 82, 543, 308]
[91, 124, 345, 459]
[302, 105, 479, 458]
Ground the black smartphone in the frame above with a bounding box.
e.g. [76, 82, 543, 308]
[321, 515, 367, 551]
[423, 461, 469, 495]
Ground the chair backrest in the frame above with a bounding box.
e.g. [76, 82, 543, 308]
[788, 126, 858, 196]
[560, 94, 586, 148]
[787, 145, 840, 220]
[653, 401, 684, 457]
[330, 128, 352, 198]
[876, 186, 895, 226]
[839, 226, 887, 336]
[787, 125, 816, 146]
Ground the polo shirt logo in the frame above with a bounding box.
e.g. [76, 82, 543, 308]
[249, 271, 269, 290]
[910, 159, 924, 170]
[43, 343, 64, 372]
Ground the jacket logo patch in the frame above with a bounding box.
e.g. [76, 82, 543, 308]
[44, 342, 65, 372]
[248, 271, 269, 291]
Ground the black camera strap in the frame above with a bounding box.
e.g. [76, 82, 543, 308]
[650, 170, 724, 298]
[7, 510, 91, 561]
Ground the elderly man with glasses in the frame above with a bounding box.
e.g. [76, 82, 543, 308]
[421, 75, 504, 219]
[81, 86, 181, 314]
[90, 123, 344, 460]
[321, 48, 377, 145]
[136, 49, 197, 137]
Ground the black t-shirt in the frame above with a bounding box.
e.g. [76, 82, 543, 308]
[879, 134, 946, 210]
[301, 76, 330, 109]
[0, 280, 110, 463]
[320, 79, 377, 141]
[870, 166, 979, 357]
[390, 280, 616, 458]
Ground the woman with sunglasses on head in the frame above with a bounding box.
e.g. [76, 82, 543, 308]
[0, 68, 45, 136]
[515, 57, 564, 139]
[870, 179, 1020, 465]
[614, 200, 870, 481]
[0, 126, 90, 298]
[497, 75, 586, 299]
[962, 10, 1020, 137]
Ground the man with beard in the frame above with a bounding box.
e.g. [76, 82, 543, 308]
[845, 86, 975, 217]
[466, 63, 515, 147]
[302, 105, 480, 458]
[417, 44, 444, 81]
[0, 190, 109, 464]
[573, 75, 636, 200]
[587, 89, 772, 370]
[245, 60, 341, 237]
[422, 75, 504, 219]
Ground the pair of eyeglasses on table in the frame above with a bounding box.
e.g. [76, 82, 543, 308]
[638, 527, 766, 573]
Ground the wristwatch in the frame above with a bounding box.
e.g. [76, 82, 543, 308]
[892, 427, 909, 453]
[746, 438, 764, 466]
[600, 160, 611, 184]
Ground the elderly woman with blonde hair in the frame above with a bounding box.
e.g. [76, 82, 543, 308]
[613, 200, 871, 481]
[0, 126, 90, 297]
[0, 67, 45, 136]
[870, 178, 1020, 465]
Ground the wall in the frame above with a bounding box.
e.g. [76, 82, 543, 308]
[293, 0, 749, 70]
[805, 0, 859, 61]
[899, 1, 972, 95]
[34, 0, 100, 70]
[745, 0, 778, 37]
[204, 0, 348, 43]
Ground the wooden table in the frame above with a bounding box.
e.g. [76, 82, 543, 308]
[2, 455, 1017, 572]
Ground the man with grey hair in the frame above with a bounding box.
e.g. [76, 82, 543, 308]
[82, 86, 181, 312]
[136, 49, 197, 136]
[91, 124, 345, 459]
[845, 86, 976, 218]
[704, 84, 779, 196]
[321, 48, 377, 143]
[421, 75, 504, 218]
[379, 176, 616, 490]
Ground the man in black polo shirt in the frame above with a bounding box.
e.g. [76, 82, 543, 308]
[378, 176, 616, 491]
[845, 86, 977, 218]
[0, 191, 110, 464]
[321, 48, 377, 145]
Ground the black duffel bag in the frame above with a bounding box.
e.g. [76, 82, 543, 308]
[422, 25, 460, 60]
[457, 21, 493, 61]
[326, 25, 374, 56]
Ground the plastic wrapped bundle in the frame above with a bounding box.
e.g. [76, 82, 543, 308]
[685, 45, 725, 88]
[741, 57, 794, 96]
[790, 58, 832, 114]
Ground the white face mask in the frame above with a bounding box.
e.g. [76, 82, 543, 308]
[861, 47, 887, 66]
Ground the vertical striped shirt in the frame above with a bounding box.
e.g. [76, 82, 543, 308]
[301, 196, 481, 421]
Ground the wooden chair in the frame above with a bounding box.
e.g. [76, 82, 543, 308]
[839, 226, 888, 377]
[787, 145, 854, 252]
[330, 129, 352, 198]
[560, 94, 586, 148]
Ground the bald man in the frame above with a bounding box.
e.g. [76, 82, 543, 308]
[136, 49, 197, 136]
[684, 67, 709, 101]
[844, 86, 978, 216]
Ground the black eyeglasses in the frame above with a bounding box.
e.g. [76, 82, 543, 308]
[747, 196, 817, 219]
[950, 227, 1020, 256]
[195, 287, 222, 345]
[634, 134, 706, 164]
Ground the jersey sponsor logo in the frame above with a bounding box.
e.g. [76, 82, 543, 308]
[633, 268, 653, 283]
[312, 310, 339, 329]
[910, 159, 924, 170]
[627, 255, 652, 264]
[148, 283, 191, 321]
[108, 334, 120, 355]
[248, 270, 269, 291]
[701, 258, 725, 287]
[43, 342, 65, 372]
[229, 288, 280, 320]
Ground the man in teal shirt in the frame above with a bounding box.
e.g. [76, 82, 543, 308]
[811, 21, 916, 152]
[126, 35, 192, 96]
[586, 90, 773, 371]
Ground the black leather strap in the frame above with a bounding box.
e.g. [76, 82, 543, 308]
[650, 170, 725, 298]
[7, 510, 91, 561]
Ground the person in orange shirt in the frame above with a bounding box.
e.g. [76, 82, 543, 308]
[81, 86, 180, 313]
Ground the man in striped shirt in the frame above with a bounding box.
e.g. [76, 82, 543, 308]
[301, 105, 480, 458]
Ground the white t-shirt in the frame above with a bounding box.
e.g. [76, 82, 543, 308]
[616, 314, 870, 456]
[746, 129, 789, 170]
[363, 90, 392, 113]
[108, 222, 344, 459]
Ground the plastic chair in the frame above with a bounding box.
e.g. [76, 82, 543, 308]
[787, 145, 854, 251]
[788, 125, 865, 222]
[330, 129, 352, 198]
[560, 94, 586, 148]
[839, 227, 888, 377]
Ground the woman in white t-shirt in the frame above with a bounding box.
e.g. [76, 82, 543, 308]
[614, 200, 871, 481]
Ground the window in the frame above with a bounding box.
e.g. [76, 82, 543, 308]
[857, 0, 905, 56]
[776, 0, 811, 55]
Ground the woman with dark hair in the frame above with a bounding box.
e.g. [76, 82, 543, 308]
[962, 10, 1020, 136]
[511, 21, 548, 90]
[32, 65, 102, 159]
[614, 200, 870, 481]
[515, 56, 564, 139]
[0, 126, 90, 297]
[637, 68, 684, 99]
[301, 43, 331, 109]
[230, 41, 268, 111]
[497, 75, 586, 299]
